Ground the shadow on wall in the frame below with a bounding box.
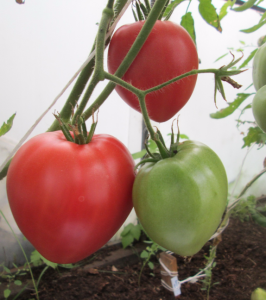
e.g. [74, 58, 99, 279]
[0, 138, 35, 268]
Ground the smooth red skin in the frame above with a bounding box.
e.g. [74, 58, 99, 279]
[6, 131, 135, 263]
[107, 21, 199, 123]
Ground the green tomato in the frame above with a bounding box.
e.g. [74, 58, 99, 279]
[252, 85, 266, 133]
[133, 140, 228, 257]
[251, 288, 266, 300]
[253, 43, 266, 91]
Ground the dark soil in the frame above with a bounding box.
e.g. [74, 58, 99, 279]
[2, 217, 266, 300]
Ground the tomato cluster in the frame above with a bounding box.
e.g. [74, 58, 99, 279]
[6, 19, 228, 263]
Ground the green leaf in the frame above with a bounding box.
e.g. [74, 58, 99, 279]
[4, 289, 11, 299]
[259, 11, 266, 23]
[251, 211, 266, 227]
[181, 12, 196, 44]
[238, 49, 257, 69]
[148, 261, 154, 270]
[163, 0, 185, 19]
[131, 149, 147, 160]
[210, 93, 253, 119]
[241, 19, 266, 33]
[120, 223, 134, 236]
[214, 53, 228, 62]
[121, 234, 134, 249]
[130, 224, 141, 240]
[0, 114, 16, 137]
[140, 250, 149, 259]
[219, 0, 235, 20]
[198, 0, 222, 32]
[14, 280, 22, 286]
[30, 250, 58, 269]
[242, 127, 266, 148]
[232, 0, 257, 12]
[148, 139, 158, 151]
[3, 266, 11, 273]
[30, 250, 43, 267]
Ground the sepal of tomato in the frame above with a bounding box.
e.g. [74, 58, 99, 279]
[107, 21, 199, 123]
[6, 131, 135, 263]
[133, 140, 228, 256]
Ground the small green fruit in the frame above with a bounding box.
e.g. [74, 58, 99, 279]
[251, 288, 266, 300]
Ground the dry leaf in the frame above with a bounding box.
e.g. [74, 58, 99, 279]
[111, 265, 118, 272]
[87, 268, 99, 274]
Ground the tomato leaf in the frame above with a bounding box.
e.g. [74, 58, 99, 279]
[132, 149, 147, 160]
[232, 0, 257, 12]
[4, 289, 11, 299]
[219, 0, 235, 20]
[148, 261, 154, 270]
[120, 223, 134, 236]
[214, 53, 228, 62]
[242, 127, 266, 148]
[163, 0, 185, 20]
[0, 113, 16, 137]
[140, 250, 149, 259]
[181, 12, 196, 45]
[198, 0, 222, 32]
[240, 19, 266, 33]
[210, 93, 253, 119]
[238, 49, 257, 69]
[130, 224, 141, 240]
[14, 280, 22, 286]
[251, 211, 266, 227]
[121, 234, 134, 249]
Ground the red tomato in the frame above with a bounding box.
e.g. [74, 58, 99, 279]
[6, 131, 135, 263]
[107, 20, 199, 122]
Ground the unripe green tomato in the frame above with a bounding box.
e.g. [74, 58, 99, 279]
[253, 43, 266, 91]
[252, 85, 266, 133]
[251, 288, 266, 300]
[133, 140, 228, 257]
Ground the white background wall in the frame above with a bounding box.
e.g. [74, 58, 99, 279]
[0, 0, 265, 259]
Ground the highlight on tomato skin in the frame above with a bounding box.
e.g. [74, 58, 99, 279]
[107, 20, 199, 123]
[6, 131, 136, 264]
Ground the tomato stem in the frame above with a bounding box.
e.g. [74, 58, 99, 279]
[72, 5, 114, 123]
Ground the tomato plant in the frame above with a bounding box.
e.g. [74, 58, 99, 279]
[133, 140, 228, 256]
[252, 85, 266, 133]
[252, 42, 266, 91]
[6, 131, 135, 263]
[107, 20, 199, 123]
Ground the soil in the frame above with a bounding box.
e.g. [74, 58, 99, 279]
[1, 217, 266, 300]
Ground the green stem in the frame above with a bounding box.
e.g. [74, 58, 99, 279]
[82, 0, 169, 121]
[144, 68, 217, 95]
[47, 44, 96, 132]
[0, 210, 39, 300]
[0, 159, 11, 180]
[72, 3, 114, 123]
[237, 167, 266, 199]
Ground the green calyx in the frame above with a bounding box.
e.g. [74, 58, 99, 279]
[135, 120, 181, 169]
[53, 112, 97, 145]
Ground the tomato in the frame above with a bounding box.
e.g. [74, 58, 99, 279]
[252, 85, 266, 133]
[6, 131, 135, 263]
[107, 21, 198, 123]
[133, 140, 228, 256]
[253, 43, 266, 91]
